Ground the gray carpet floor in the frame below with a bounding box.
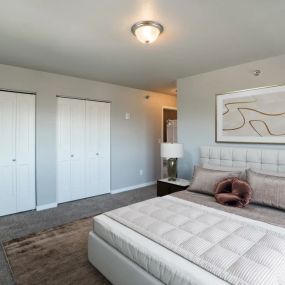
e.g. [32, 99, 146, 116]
[0, 185, 157, 285]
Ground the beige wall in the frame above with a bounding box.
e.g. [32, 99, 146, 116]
[0, 64, 176, 206]
[177, 54, 285, 179]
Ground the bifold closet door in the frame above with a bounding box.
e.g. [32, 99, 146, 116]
[57, 98, 85, 203]
[0, 92, 17, 215]
[15, 94, 36, 212]
[69, 99, 86, 201]
[57, 98, 71, 203]
[0, 91, 35, 216]
[57, 98, 110, 203]
[85, 101, 110, 197]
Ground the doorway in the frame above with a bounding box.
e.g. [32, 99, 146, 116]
[161, 107, 177, 178]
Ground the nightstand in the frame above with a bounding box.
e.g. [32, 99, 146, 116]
[157, 178, 190, 197]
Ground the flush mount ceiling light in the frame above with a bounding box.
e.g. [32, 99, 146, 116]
[131, 21, 164, 44]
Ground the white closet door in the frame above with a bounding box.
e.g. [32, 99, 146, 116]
[96, 102, 110, 195]
[0, 92, 17, 216]
[85, 101, 99, 197]
[0, 91, 35, 216]
[86, 101, 110, 196]
[57, 98, 86, 203]
[69, 99, 86, 200]
[57, 98, 71, 203]
[16, 94, 35, 212]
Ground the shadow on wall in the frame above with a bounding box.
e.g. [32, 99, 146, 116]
[178, 148, 194, 179]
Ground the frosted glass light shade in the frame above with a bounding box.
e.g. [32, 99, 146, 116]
[134, 25, 160, 44]
[161, 143, 183, 159]
[131, 21, 163, 44]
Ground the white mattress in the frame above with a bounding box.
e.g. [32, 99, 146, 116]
[106, 196, 285, 285]
[93, 214, 229, 285]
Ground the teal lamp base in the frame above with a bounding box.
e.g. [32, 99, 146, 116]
[167, 158, 177, 181]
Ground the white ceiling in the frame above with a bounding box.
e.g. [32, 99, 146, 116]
[1, 0, 285, 95]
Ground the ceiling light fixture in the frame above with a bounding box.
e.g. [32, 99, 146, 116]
[131, 21, 164, 44]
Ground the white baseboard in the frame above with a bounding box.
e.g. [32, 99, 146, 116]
[36, 202, 58, 211]
[36, 182, 156, 209]
[111, 181, 156, 194]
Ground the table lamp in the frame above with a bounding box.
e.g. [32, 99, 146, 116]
[160, 143, 183, 181]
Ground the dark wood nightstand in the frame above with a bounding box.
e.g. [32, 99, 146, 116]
[157, 178, 190, 197]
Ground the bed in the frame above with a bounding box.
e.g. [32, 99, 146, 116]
[88, 146, 285, 285]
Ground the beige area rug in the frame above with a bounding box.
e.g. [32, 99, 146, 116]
[2, 217, 111, 285]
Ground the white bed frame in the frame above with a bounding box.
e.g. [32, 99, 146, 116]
[200, 146, 285, 172]
[88, 232, 163, 285]
[88, 146, 285, 284]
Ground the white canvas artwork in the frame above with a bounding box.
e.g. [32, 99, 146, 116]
[216, 85, 285, 144]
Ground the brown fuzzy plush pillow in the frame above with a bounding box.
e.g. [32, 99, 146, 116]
[214, 178, 234, 195]
[232, 178, 252, 207]
[214, 178, 252, 208]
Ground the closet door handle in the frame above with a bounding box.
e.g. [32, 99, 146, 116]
[12, 159, 16, 162]
[96, 153, 99, 156]
[71, 154, 74, 158]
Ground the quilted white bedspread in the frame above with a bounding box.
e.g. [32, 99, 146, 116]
[105, 196, 285, 285]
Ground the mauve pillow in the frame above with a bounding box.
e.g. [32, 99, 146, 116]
[247, 169, 285, 210]
[188, 166, 242, 196]
[214, 178, 252, 208]
[201, 163, 247, 180]
[251, 169, 285, 178]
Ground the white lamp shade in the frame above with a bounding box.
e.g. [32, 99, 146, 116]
[161, 143, 183, 158]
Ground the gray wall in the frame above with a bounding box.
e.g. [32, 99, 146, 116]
[0, 64, 176, 206]
[177, 54, 285, 179]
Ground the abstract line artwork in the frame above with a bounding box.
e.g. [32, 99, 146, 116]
[216, 85, 285, 144]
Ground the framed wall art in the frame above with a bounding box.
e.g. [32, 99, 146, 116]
[216, 85, 285, 144]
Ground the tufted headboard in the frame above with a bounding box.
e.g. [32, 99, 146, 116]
[200, 146, 285, 173]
